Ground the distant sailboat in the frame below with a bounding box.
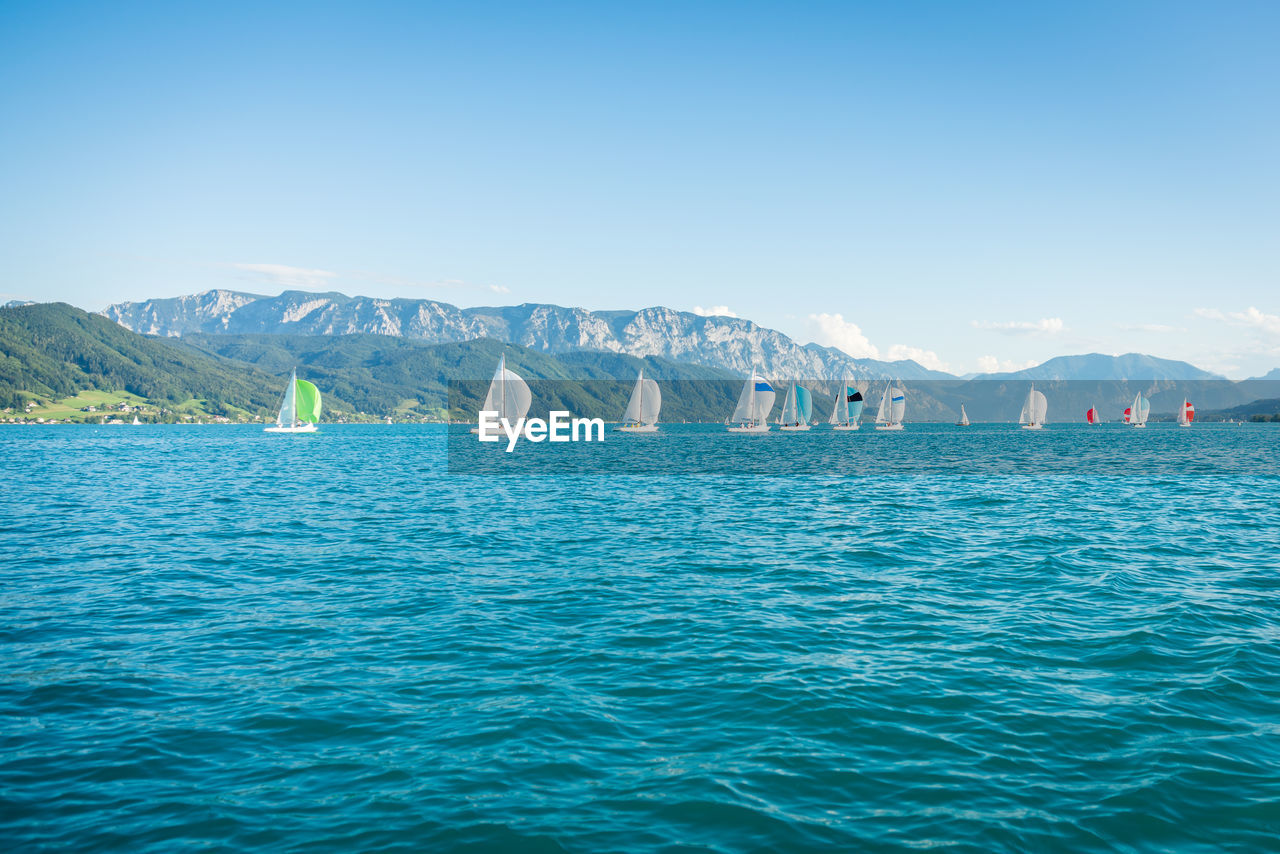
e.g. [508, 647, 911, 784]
[1019, 385, 1047, 430]
[1130, 392, 1150, 428]
[131, 415, 141, 426]
[874, 381, 905, 431]
[619, 368, 661, 432]
[956, 404, 970, 427]
[471, 353, 532, 434]
[1086, 406, 1100, 425]
[829, 376, 863, 431]
[265, 368, 321, 433]
[727, 369, 774, 432]
[778, 382, 813, 431]
[1177, 398, 1195, 427]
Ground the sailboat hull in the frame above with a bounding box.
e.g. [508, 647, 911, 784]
[727, 424, 770, 433]
[1131, 423, 1147, 429]
[779, 424, 811, 432]
[874, 423, 904, 431]
[617, 424, 658, 433]
[832, 423, 860, 431]
[1021, 424, 1044, 430]
[264, 424, 318, 434]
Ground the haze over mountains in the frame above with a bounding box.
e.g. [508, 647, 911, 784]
[103, 290, 1246, 383]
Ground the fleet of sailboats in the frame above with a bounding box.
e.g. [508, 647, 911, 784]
[249, 361, 1209, 437]
[874, 382, 906, 431]
[777, 382, 813, 431]
[829, 376, 863, 431]
[265, 368, 322, 433]
[618, 369, 661, 432]
[1019, 385, 1048, 430]
[727, 370, 775, 432]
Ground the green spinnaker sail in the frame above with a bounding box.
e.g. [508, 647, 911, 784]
[295, 379, 322, 423]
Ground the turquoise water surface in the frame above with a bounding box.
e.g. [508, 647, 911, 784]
[3, 423, 1278, 852]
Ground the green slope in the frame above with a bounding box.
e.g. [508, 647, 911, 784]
[0, 303, 297, 418]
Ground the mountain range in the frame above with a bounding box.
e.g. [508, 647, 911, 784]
[102, 290, 954, 381]
[102, 289, 1257, 383]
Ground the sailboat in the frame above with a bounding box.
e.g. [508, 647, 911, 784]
[1129, 392, 1150, 428]
[956, 404, 970, 427]
[1019, 384, 1047, 430]
[1086, 406, 1100, 425]
[874, 381, 905, 431]
[829, 376, 863, 431]
[1177, 398, 1195, 427]
[131, 415, 141, 426]
[777, 382, 813, 431]
[265, 368, 321, 433]
[727, 369, 775, 432]
[618, 368, 661, 432]
[471, 353, 532, 434]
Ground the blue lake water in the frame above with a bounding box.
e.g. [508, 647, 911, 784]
[2, 423, 1279, 852]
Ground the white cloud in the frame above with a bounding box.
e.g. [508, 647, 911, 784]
[1196, 305, 1280, 333]
[1117, 323, 1185, 334]
[807, 313, 949, 370]
[976, 355, 1039, 374]
[972, 317, 1065, 335]
[807, 313, 880, 359]
[229, 263, 338, 288]
[489, 284, 512, 295]
[886, 344, 949, 373]
[692, 305, 739, 318]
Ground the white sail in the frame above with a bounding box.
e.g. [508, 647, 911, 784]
[731, 372, 775, 424]
[890, 385, 906, 423]
[1177, 397, 1188, 426]
[276, 368, 298, 428]
[1131, 392, 1150, 426]
[779, 383, 797, 424]
[875, 384, 892, 424]
[622, 370, 661, 426]
[1019, 386, 1048, 426]
[959, 405, 969, 426]
[481, 355, 532, 422]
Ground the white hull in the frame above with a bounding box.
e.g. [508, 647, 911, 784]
[265, 424, 318, 434]
[617, 424, 659, 433]
[1178, 422, 1191, 427]
[779, 424, 811, 432]
[832, 423, 860, 431]
[874, 423, 904, 431]
[1131, 423, 1147, 429]
[1021, 424, 1044, 430]
[727, 423, 770, 433]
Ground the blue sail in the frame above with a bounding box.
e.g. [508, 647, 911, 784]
[795, 386, 812, 422]
[847, 388, 864, 421]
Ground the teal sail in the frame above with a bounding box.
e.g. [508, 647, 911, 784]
[795, 385, 812, 423]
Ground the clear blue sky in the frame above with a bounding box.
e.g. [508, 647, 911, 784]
[2, 0, 1277, 376]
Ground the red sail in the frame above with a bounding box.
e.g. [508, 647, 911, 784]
[1086, 408, 1097, 424]
[1123, 407, 1132, 423]
[1185, 402, 1195, 422]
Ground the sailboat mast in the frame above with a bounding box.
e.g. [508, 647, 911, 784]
[499, 354, 506, 421]
[749, 368, 757, 425]
[289, 367, 297, 426]
[637, 368, 644, 425]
